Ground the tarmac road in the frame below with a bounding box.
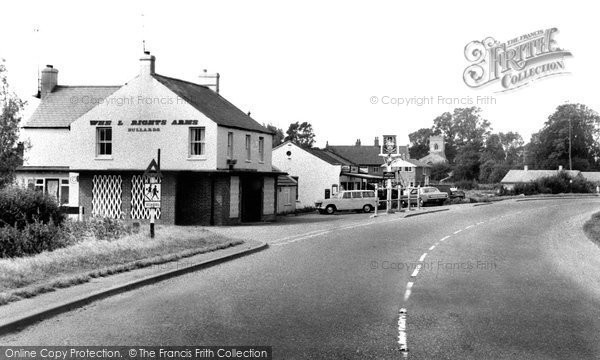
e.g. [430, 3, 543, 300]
[2, 198, 600, 359]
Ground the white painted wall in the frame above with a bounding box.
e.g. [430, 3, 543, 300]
[272, 142, 341, 208]
[21, 128, 71, 167]
[216, 126, 272, 172]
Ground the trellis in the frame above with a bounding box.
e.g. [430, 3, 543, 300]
[92, 175, 123, 219]
[130, 175, 161, 219]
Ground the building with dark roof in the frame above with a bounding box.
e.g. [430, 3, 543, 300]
[17, 53, 280, 225]
[500, 165, 582, 190]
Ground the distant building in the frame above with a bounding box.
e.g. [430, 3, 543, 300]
[419, 136, 448, 165]
[274, 167, 298, 214]
[272, 141, 361, 208]
[500, 165, 581, 190]
[395, 159, 432, 187]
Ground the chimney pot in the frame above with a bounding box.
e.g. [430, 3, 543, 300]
[374, 137, 380, 147]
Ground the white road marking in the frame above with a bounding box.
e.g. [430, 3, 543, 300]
[272, 230, 331, 246]
[404, 282, 414, 301]
[411, 264, 422, 277]
[429, 245, 435, 250]
[440, 235, 450, 242]
[453, 229, 462, 234]
[477, 221, 484, 225]
[398, 308, 408, 353]
[465, 225, 474, 229]
[418, 253, 427, 262]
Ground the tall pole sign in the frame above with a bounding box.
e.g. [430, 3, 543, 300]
[380, 135, 401, 214]
[142, 149, 162, 238]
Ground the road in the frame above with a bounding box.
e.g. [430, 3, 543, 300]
[2, 198, 600, 359]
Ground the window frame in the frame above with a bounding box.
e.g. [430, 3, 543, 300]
[96, 127, 113, 157]
[258, 136, 265, 163]
[245, 134, 251, 161]
[227, 131, 234, 159]
[189, 127, 206, 157]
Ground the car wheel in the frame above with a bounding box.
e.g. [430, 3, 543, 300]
[325, 205, 336, 215]
[363, 204, 372, 213]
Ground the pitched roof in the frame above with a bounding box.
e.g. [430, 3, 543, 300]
[24, 86, 121, 128]
[153, 74, 272, 134]
[501, 169, 581, 183]
[327, 145, 409, 165]
[305, 147, 353, 166]
[581, 172, 600, 183]
[406, 159, 431, 168]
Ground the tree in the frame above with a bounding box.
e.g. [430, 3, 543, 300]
[408, 128, 433, 159]
[430, 162, 452, 182]
[284, 121, 316, 148]
[498, 131, 524, 166]
[432, 107, 492, 163]
[481, 133, 505, 163]
[528, 103, 600, 170]
[453, 143, 481, 181]
[0, 59, 26, 188]
[264, 124, 285, 147]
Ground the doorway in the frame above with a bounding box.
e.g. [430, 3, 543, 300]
[241, 177, 262, 222]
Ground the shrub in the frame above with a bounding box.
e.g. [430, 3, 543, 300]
[62, 217, 132, 242]
[455, 179, 478, 190]
[0, 219, 66, 258]
[0, 186, 65, 229]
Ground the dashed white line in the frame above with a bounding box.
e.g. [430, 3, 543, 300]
[418, 253, 427, 262]
[440, 235, 450, 242]
[429, 245, 435, 251]
[404, 282, 414, 301]
[465, 225, 474, 229]
[453, 229, 462, 234]
[410, 264, 422, 277]
[398, 308, 408, 353]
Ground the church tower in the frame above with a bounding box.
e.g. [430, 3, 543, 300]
[429, 135, 445, 157]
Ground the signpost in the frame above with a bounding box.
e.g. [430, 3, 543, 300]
[143, 149, 162, 238]
[380, 135, 401, 214]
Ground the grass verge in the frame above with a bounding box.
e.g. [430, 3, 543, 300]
[0, 226, 242, 306]
[583, 212, 600, 245]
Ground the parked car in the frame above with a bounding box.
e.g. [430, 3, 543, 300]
[377, 186, 449, 209]
[315, 190, 378, 214]
[434, 184, 466, 199]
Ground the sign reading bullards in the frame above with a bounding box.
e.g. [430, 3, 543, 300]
[463, 28, 572, 92]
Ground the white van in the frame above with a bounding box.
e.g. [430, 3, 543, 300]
[315, 190, 377, 214]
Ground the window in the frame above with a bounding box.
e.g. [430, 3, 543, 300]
[342, 192, 352, 199]
[404, 167, 413, 172]
[351, 192, 362, 199]
[434, 143, 439, 150]
[189, 127, 205, 156]
[96, 127, 112, 156]
[60, 179, 70, 205]
[35, 179, 44, 192]
[372, 166, 380, 173]
[245, 135, 251, 161]
[34, 178, 69, 204]
[259, 137, 264, 162]
[227, 132, 234, 158]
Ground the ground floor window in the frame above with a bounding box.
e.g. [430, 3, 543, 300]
[92, 175, 123, 218]
[33, 178, 70, 205]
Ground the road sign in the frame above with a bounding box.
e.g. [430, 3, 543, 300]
[143, 182, 161, 208]
[383, 171, 396, 179]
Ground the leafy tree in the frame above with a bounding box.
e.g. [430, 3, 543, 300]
[284, 121, 316, 148]
[264, 124, 285, 147]
[498, 131, 524, 166]
[481, 133, 505, 163]
[408, 128, 433, 159]
[528, 103, 600, 170]
[432, 107, 492, 163]
[429, 162, 452, 182]
[453, 143, 481, 180]
[0, 59, 26, 188]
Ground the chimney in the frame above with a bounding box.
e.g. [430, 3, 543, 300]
[140, 51, 156, 76]
[524, 165, 528, 171]
[558, 165, 563, 171]
[40, 65, 58, 99]
[374, 137, 380, 147]
[355, 139, 361, 146]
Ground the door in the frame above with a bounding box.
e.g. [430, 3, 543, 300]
[45, 179, 60, 201]
[241, 177, 263, 222]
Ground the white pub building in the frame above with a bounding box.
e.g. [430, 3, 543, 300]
[16, 52, 280, 225]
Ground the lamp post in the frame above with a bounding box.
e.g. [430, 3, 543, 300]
[568, 117, 572, 171]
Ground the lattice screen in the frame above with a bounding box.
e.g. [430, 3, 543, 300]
[92, 175, 123, 219]
[130, 175, 161, 219]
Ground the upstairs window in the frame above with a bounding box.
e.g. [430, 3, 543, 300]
[190, 127, 206, 156]
[96, 127, 112, 156]
[227, 132, 234, 158]
[245, 135, 251, 161]
[259, 137, 265, 162]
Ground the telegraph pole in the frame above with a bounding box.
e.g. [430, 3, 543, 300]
[569, 117, 572, 171]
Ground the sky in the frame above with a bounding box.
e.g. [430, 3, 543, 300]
[1, 0, 597, 147]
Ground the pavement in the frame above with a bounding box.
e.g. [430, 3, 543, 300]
[2, 198, 600, 359]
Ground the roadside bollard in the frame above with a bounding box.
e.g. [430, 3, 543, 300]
[417, 185, 421, 210]
[374, 197, 379, 216]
